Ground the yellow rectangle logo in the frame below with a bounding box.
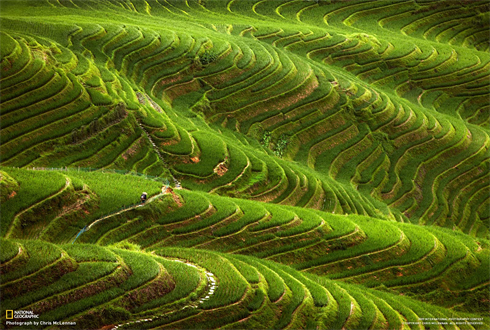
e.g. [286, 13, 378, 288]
[6, 310, 13, 319]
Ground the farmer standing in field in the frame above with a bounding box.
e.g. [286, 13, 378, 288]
[141, 192, 147, 204]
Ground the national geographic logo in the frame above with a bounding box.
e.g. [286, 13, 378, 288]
[5, 310, 40, 319]
[4, 310, 77, 327]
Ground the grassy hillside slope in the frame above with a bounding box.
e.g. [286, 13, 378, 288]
[1, 0, 489, 329]
[1, 237, 488, 330]
[1, 0, 488, 236]
[1, 168, 488, 322]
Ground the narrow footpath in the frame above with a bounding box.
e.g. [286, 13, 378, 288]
[110, 260, 218, 330]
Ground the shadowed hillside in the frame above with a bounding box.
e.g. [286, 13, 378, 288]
[1, 237, 488, 329]
[1, 167, 488, 328]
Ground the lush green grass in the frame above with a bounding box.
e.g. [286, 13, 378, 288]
[0, 168, 66, 237]
[4, 261, 117, 311]
[0, 0, 489, 328]
[0, 238, 488, 329]
[131, 255, 202, 313]
[66, 170, 162, 218]
[0, 238, 19, 263]
[1, 239, 62, 283]
[155, 248, 249, 310]
[1, 167, 487, 315]
[3, 14, 486, 234]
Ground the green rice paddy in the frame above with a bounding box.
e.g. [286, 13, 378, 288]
[0, 0, 489, 329]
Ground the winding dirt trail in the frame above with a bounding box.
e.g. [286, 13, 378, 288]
[110, 259, 217, 330]
[86, 190, 165, 231]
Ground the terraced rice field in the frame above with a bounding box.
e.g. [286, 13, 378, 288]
[0, 0, 489, 329]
